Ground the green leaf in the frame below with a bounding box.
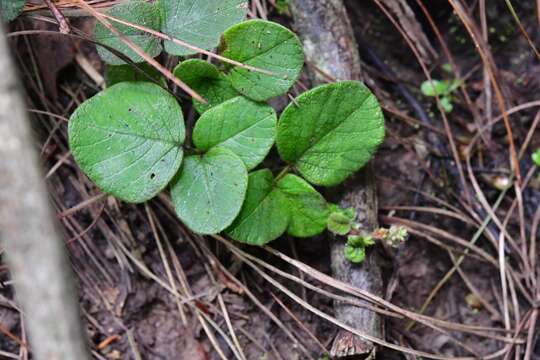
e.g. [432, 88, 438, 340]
[420, 79, 451, 97]
[105, 63, 165, 87]
[276, 174, 328, 237]
[227, 169, 290, 245]
[327, 213, 352, 236]
[532, 148, 540, 167]
[276, 81, 385, 186]
[68, 82, 185, 203]
[0, 0, 25, 21]
[161, 0, 248, 56]
[171, 147, 248, 234]
[192, 96, 277, 170]
[344, 244, 366, 263]
[440, 96, 453, 113]
[222, 19, 304, 101]
[173, 59, 238, 113]
[94, 0, 162, 65]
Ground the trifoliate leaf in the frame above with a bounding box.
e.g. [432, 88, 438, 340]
[276, 81, 385, 186]
[94, 0, 162, 65]
[105, 63, 165, 87]
[327, 205, 356, 235]
[174, 59, 238, 113]
[171, 147, 247, 235]
[344, 244, 366, 263]
[227, 169, 290, 245]
[162, 0, 248, 56]
[69, 82, 185, 203]
[222, 20, 304, 101]
[192, 97, 276, 170]
[276, 174, 328, 237]
[0, 0, 25, 21]
[533, 149, 540, 167]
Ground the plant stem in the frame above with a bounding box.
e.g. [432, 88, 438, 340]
[275, 165, 291, 182]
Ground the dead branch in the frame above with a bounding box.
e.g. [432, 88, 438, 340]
[289, 0, 384, 358]
[0, 24, 90, 359]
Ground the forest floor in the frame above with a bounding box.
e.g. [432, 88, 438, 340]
[1, 1, 540, 359]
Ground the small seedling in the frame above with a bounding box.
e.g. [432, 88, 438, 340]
[533, 148, 540, 181]
[421, 78, 460, 113]
[63, 1, 386, 246]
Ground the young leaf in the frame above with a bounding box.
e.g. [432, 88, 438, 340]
[0, 0, 25, 21]
[344, 243, 366, 263]
[68, 82, 185, 203]
[105, 63, 165, 87]
[171, 147, 248, 235]
[276, 174, 329, 237]
[221, 19, 304, 101]
[192, 96, 277, 170]
[227, 169, 290, 245]
[94, 0, 162, 65]
[420, 79, 451, 97]
[327, 205, 356, 235]
[161, 0, 248, 56]
[276, 81, 385, 186]
[533, 148, 540, 167]
[174, 59, 238, 113]
[440, 96, 453, 113]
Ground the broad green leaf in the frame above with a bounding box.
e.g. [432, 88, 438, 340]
[276, 174, 328, 237]
[222, 20, 304, 101]
[105, 63, 165, 87]
[0, 0, 25, 21]
[171, 147, 247, 235]
[173, 59, 238, 113]
[227, 169, 290, 245]
[420, 79, 451, 97]
[69, 82, 185, 203]
[192, 96, 276, 170]
[94, 0, 162, 65]
[161, 0, 248, 56]
[276, 81, 385, 186]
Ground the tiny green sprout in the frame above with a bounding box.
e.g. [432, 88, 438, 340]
[327, 205, 357, 235]
[344, 235, 374, 263]
[420, 78, 460, 113]
[533, 148, 540, 167]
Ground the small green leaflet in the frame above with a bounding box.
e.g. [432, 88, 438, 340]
[162, 0, 248, 56]
[227, 169, 290, 245]
[0, 0, 25, 21]
[277, 81, 385, 186]
[68, 82, 185, 203]
[174, 59, 238, 113]
[327, 205, 356, 236]
[105, 63, 165, 87]
[94, 0, 162, 65]
[227, 170, 328, 245]
[222, 19, 304, 101]
[344, 235, 374, 263]
[533, 149, 540, 167]
[276, 174, 328, 237]
[192, 96, 277, 170]
[171, 147, 248, 235]
[420, 79, 460, 97]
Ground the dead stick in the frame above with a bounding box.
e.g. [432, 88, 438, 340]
[0, 24, 90, 359]
[289, 0, 384, 358]
[42, 0, 71, 34]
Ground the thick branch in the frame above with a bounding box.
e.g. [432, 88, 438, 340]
[0, 24, 90, 359]
[289, 0, 384, 358]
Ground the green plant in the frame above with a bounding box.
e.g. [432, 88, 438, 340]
[420, 78, 460, 113]
[65, 3, 386, 249]
[533, 148, 540, 182]
[0, 0, 25, 22]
